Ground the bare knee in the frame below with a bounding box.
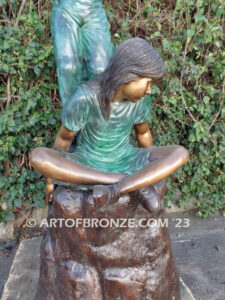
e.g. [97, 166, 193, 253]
[59, 59, 80, 76]
[173, 145, 189, 164]
[30, 147, 48, 169]
[149, 145, 189, 163]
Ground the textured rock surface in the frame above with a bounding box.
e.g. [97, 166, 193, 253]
[1, 236, 195, 300]
[35, 185, 181, 300]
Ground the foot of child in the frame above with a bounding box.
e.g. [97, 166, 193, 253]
[93, 184, 120, 208]
[133, 185, 162, 214]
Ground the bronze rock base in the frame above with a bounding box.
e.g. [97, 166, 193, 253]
[35, 185, 181, 300]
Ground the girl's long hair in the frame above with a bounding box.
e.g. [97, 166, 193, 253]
[87, 38, 165, 119]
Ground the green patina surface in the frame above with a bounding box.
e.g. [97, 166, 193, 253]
[53, 85, 154, 189]
[51, 0, 114, 106]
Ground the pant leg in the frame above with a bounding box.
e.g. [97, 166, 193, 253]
[51, 1, 83, 106]
[81, 5, 114, 80]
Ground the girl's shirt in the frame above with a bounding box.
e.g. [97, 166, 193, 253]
[60, 84, 154, 178]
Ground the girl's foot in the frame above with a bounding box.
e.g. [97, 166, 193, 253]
[131, 184, 163, 214]
[141, 185, 161, 214]
[93, 184, 120, 208]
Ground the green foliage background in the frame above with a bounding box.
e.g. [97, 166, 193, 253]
[0, 0, 224, 222]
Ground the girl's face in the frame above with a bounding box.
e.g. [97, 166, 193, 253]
[123, 78, 152, 102]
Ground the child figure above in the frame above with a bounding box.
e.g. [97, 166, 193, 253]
[30, 38, 189, 213]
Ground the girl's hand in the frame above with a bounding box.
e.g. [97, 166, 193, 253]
[44, 124, 74, 204]
[45, 178, 55, 203]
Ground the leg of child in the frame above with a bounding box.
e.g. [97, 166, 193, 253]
[51, 2, 83, 106]
[93, 145, 189, 212]
[30, 147, 125, 185]
[116, 145, 189, 193]
[82, 4, 114, 79]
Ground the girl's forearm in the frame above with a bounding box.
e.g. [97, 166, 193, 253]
[135, 122, 153, 148]
[53, 125, 75, 151]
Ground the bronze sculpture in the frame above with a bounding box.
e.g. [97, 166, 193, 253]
[34, 186, 181, 299]
[45, 0, 116, 202]
[31, 2, 189, 299]
[51, 0, 114, 107]
[31, 38, 189, 214]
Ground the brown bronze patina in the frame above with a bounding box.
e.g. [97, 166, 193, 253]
[34, 184, 181, 300]
[31, 37, 189, 299]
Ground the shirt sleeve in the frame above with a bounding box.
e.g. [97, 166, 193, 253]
[61, 86, 90, 132]
[133, 94, 152, 124]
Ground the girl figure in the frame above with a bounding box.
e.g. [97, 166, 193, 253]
[30, 38, 189, 213]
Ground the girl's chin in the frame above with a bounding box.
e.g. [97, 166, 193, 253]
[131, 97, 141, 103]
[123, 96, 142, 103]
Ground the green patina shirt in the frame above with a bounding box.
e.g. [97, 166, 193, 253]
[53, 84, 155, 189]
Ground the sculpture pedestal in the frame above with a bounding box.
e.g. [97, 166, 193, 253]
[35, 186, 181, 300]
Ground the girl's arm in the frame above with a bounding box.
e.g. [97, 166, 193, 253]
[134, 121, 153, 148]
[46, 125, 76, 202]
[53, 124, 76, 151]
